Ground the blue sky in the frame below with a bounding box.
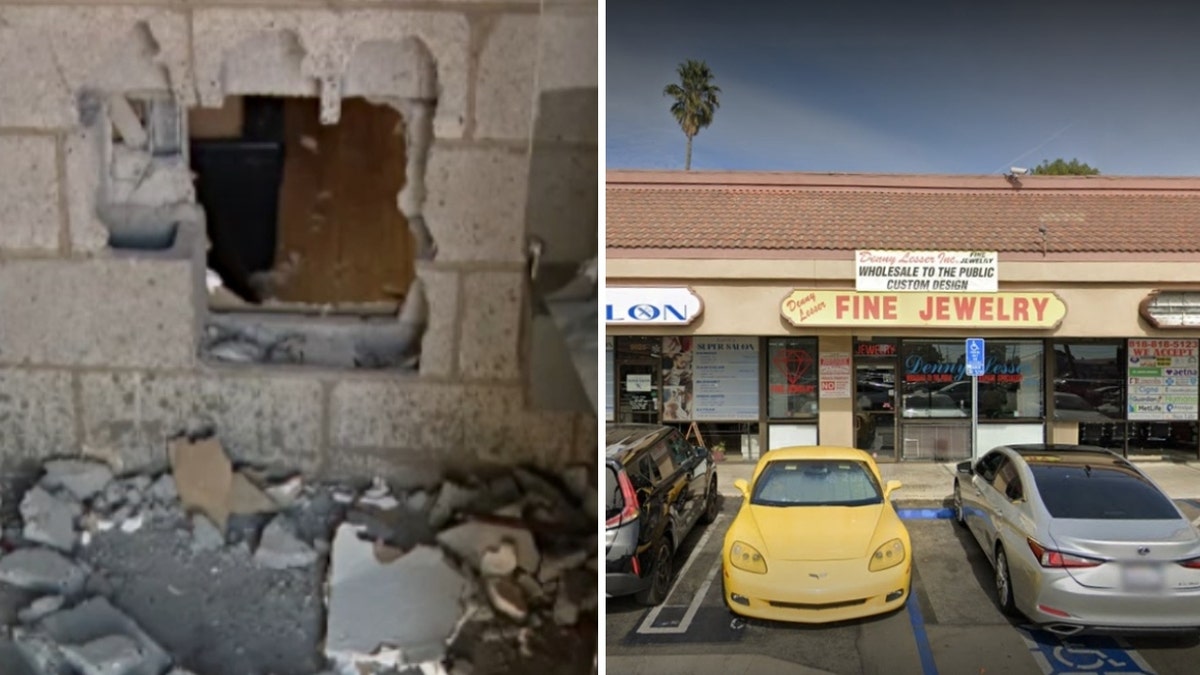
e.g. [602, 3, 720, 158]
[606, 0, 1200, 175]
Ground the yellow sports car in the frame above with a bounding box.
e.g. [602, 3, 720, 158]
[722, 446, 911, 623]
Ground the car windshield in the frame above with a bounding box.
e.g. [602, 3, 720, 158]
[751, 459, 883, 507]
[1030, 463, 1180, 520]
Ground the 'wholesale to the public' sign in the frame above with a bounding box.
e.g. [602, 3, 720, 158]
[856, 250, 998, 293]
[1127, 338, 1199, 421]
[781, 290, 1066, 328]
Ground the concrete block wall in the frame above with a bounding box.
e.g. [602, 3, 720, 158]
[0, 0, 597, 478]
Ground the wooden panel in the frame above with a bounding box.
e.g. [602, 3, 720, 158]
[188, 97, 245, 139]
[272, 97, 413, 304]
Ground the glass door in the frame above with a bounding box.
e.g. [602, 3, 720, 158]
[617, 361, 660, 424]
[855, 363, 897, 460]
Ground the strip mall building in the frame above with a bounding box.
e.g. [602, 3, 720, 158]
[605, 170, 1200, 463]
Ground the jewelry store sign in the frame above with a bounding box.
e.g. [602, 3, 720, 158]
[781, 290, 1066, 328]
[856, 250, 998, 293]
[1127, 338, 1199, 421]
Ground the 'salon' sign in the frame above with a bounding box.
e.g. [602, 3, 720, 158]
[781, 290, 1066, 328]
[606, 287, 703, 325]
[856, 250, 998, 293]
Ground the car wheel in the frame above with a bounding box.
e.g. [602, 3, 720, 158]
[994, 545, 1018, 616]
[699, 477, 720, 524]
[953, 482, 966, 526]
[636, 539, 674, 606]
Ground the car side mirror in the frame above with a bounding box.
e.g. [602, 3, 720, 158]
[733, 478, 750, 500]
[955, 461, 973, 476]
[884, 480, 902, 499]
[694, 445, 707, 458]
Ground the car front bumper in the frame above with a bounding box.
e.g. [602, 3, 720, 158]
[723, 556, 910, 624]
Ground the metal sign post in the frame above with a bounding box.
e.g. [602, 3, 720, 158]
[965, 338, 986, 461]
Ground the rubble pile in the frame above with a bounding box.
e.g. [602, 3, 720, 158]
[0, 436, 597, 675]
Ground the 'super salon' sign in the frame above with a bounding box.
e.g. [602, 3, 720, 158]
[605, 287, 703, 325]
[856, 250, 998, 293]
[781, 290, 1066, 328]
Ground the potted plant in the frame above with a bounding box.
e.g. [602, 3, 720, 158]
[710, 441, 726, 463]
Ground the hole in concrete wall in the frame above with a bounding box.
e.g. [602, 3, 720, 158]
[190, 96, 415, 310]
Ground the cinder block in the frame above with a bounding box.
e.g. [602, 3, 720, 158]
[0, 369, 76, 463]
[63, 127, 110, 254]
[423, 143, 529, 262]
[525, 143, 597, 263]
[321, 448, 447, 489]
[536, 9, 597, 92]
[0, 7, 192, 105]
[415, 265, 460, 378]
[0, 135, 60, 253]
[460, 385, 580, 466]
[473, 14, 538, 141]
[459, 270, 524, 380]
[80, 372, 324, 473]
[0, 25, 74, 128]
[192, 9, 468, 137]
[0, 258, 195, 369]
[329, 378, 465, 450]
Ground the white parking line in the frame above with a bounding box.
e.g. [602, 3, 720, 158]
[636, 514, 725, 635]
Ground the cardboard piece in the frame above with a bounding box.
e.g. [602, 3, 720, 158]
[168, 438, 233, 531]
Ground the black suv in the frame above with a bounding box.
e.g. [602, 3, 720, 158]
[605, 423, 719, 605]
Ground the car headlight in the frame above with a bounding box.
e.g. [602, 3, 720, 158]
[869, 538, 906, 572]
[729, 541, 768, 574]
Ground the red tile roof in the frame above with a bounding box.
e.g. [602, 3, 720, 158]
[607, 171, 1200, 254]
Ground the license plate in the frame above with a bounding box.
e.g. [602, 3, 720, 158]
[1122, 563, 1165, 592]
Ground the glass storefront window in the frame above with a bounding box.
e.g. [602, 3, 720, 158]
[900, 339, 1044, 419]
[767, 337, 819, 419]
[1052, 341, 1125, 421]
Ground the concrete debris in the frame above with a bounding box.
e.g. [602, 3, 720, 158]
[189, 513, 224, 552]
[20, 486, 82, 552]
[436, 521, 540, 575]
[552, 590, 579, 627]
[358, 478, 399, 510]
[1, 454, 596, 674]
[253, 516, 317, 570]
[479, 543, 517, 577]
[60, 633, 146, 675]
[325, 527, 469, 670]
[264, 475, 304, 508]
[147, 475, 177, 504]
[429, 482, 478, 529]
[0, 548, 88, 595]
[41, 460, 115, 502]
[37, 597, 172, 675]
[18, 595, 65, 624]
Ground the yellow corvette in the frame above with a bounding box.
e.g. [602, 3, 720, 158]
[722, 446, 911, 623]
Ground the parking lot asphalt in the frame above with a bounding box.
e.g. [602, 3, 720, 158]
[605, 486, 1200, 675]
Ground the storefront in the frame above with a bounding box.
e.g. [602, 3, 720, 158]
[605, 171, 1200, 462]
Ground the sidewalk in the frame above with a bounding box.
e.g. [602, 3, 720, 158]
[714, 456, 1200, 502]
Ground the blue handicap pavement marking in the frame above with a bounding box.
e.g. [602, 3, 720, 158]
[1018, 627, 1156, 675]
[897, 508, 955, 520]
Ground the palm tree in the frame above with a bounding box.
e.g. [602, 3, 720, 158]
[663, 59, 721, 170]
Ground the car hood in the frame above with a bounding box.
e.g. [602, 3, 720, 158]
[745, 503, 885, 561]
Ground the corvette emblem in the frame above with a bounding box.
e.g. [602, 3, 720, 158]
[808, 572, 827, 579]
[1138, 547, 1151, 556]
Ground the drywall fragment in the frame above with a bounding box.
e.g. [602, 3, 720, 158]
[436, 521, 540, 574]
[169, 437, 233, 531]
[325, 526, 469, 671]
